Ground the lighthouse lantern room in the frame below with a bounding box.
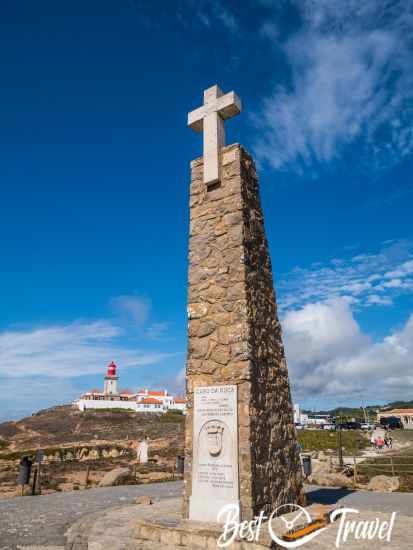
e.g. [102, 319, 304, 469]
[104, 361, 119, 396]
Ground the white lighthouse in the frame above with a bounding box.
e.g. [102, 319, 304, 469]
[103, 361, 119, 396]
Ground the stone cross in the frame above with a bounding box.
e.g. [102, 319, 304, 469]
[188, 85, 241, 185]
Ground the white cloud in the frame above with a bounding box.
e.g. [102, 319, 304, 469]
[366, 294, 392, 306]
[284, 299, 369, 367]
[217, 9, 238, 32]
[284, 298, 413, 403]
[383, 259, 413, 279]
[0, 320, 175, 379]
[145, 322, 170, 341]
[278, 239, 413, 311]
[194, 1, 239, 33]
[254, 0, 413, 171]
[110, 295, 151, 326]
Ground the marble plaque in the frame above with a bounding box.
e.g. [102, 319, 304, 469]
[189, 384, 239, 522]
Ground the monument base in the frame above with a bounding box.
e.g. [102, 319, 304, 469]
[131, 502, 336, 549]
[189, 496, 240, 523]
[133, 514, 270, 549]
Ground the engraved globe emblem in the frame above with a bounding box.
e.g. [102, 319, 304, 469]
[205, 421, 225, 457]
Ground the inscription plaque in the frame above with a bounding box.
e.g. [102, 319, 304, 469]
[189, 384, 239, 522]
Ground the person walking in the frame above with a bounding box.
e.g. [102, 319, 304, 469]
[376, 436, 385, 452]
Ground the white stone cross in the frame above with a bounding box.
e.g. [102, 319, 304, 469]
[188, 85, 241, 185]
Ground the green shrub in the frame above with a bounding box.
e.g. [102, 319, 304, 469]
[82, 408, 136, 413]
[160, 411, 185, 424]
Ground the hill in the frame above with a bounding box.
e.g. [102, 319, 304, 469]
[302, 400, 413, 421]
[0, 404, 184, 452]
[0, 405, 184, 499]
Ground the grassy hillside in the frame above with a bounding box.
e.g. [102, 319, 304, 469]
[0, 405, 184, 452]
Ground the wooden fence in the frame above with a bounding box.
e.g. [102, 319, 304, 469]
[352, 455, 413, 485]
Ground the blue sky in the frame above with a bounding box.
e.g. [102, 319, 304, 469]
[1, 0, 413, 421]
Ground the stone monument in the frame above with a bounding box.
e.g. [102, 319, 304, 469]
[184, 85, 304, 522]
[137, 439, 149, 464]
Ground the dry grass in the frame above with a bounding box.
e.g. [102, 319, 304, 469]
[297, 429, 369, 454]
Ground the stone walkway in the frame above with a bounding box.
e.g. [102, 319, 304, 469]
[1, 482, 413, 549]
[66, 490, 413, 550]
[306, 484, 413, 515]
[0, 481, 181, 550]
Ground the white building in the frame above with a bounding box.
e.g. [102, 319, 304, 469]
[306, 414, 332, 426]
[293, 404, 309, 426]
[75, 362, 187, 414]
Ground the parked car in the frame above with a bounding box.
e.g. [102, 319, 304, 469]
[360, 423, 374, 430]
[322, 423, 336, 431]
[380, 416, 403, 430]
[294, 423, 304, 430]
[337, 421, 362, 430]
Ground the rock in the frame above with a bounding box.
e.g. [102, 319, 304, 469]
[188, 303, 208, 320]
[14, 485, 33, 496]
[318, 451, 327, 462]
[98, 467, 131, 487]
[197, 320, 216, 338]
[311, 460, 329, 475]
[367, 475, 400, 492]
[79, 448, 89, 460]
[147, 471, 170, 482]
[135, 495, 153, 505]
[209, 344, 230, 365]
[310, 472, 353, 488]
[88, 449, 99, 460]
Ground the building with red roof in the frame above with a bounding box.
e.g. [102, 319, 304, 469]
[75, 363, 187, 414]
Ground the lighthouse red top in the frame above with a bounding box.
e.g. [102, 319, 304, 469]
[106, 361, 117, 377]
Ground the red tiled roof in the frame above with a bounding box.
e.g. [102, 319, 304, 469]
[140, 397, 162, 405]
[174, 398, 187, 404]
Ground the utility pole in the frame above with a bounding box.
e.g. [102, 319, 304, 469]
[336, 428, 343, 468]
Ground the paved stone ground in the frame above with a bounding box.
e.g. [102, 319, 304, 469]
[67, 490, 413, 550]
[306, 484, 413, 515]
[1, 482, 412, 549]
[0, 481, 181, 550]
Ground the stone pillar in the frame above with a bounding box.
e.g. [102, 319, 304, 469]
[183, 143, 304, 521]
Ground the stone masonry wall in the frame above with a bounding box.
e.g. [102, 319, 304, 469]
[183, 144, 304, 520]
